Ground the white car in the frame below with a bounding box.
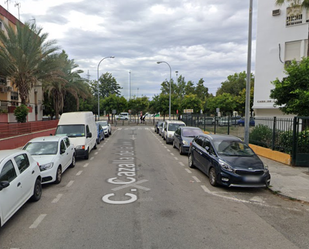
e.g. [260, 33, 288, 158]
[0, 150, 42, 227]
[23, 136, 76, 184]
[97, 121, 112, 137]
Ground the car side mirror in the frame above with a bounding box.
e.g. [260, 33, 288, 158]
[87, 132, 92, 138]
[0, 181, 10, 191]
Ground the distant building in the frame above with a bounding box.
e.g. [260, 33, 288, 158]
[0, 5, 43, 122]
[254, 0, 307, 117]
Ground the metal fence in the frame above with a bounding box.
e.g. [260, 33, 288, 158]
[181, 114, 295, 155]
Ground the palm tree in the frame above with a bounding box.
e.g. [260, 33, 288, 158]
[0, 22, 60, 105]
[276, 0, 309, 56]
[44, 51, 91, 119]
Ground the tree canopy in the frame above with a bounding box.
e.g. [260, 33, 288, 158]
[270, 57, 309, 116]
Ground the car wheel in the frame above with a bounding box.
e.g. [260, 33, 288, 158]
[55, 166, 62, 184]
[30, 178, 42, 202]
[109, 130, 112, 135]
[188, 153, 195, 168]
[84, 148, 89, 160]
[107, 133, 110, 137]
[209, 167, 217, 187]
[94, 143, 97, 150]
[179, 145, 183, 155]
[172, 140, 176, 148]
[70, 153, 76, 168]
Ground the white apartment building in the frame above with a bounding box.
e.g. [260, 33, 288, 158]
[254, 0, 308, 117]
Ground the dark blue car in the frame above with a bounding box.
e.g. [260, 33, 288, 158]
[173, 126, 204, 155]
[237, 117, 255, 126]
[96, 123, 104, 144]
[188, 134, 270, 188]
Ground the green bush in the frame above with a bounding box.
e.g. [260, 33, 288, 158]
[249, 124, 273, 148]
[14, 104, 29, 123]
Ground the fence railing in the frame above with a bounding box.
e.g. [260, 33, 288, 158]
[0, 120, 59, 139]
[181, 114, 295, 155]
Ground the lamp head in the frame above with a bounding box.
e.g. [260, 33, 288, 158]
[157, 61, 162, 64]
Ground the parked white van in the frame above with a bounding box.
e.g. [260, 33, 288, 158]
[162, 120, 186, 144]
[55, 112, 97, 159]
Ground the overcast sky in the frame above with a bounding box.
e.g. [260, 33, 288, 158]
[3, 0, 258, 99]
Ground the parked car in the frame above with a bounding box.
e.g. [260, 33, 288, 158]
[23, 136, 76, 184]
[173, 126, 204, 155]
[237, 117, 255, 126]
[96, 123, 105, 144]
[162, 120, 186, 144]
[0, 150, 42, 227]
[188, 134, 270, 187]
[97, 121, 112, 137]
[154, 121, 164, 134]
[158, 122, 164, 136]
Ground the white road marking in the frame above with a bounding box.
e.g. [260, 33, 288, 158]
[185, 168, 192, 173]
[83, 163, 89, 168]
[66, 180, 74, 187]
[111, 179, 150, 191]
[90, 157, 94, 160]
[95, 152, 98, 155]
[52, 194, 63, 203]
[29, 214, 47, 229]
[167, 149, 171, 152]
[76, 171, 83, 176]
[179, 162, 185, 167]
[192, 176, 201, 182]
[174, 157, 178, 160]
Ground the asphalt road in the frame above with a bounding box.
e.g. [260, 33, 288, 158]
[1, 125, 309, 249]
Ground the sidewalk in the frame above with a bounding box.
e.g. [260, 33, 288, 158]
[260, 156, 309, 203]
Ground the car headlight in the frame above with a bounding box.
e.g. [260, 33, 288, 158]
[75, 145, 85, 150]
[182, 140, 188, 146]
[40, 162, 54, 171]
[263, 163, 269, 172]
[219, 159, 234, 172]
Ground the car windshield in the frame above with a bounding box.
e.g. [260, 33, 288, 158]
[168, 123, 185, 131]
[56, 125, 85, 137]
[99, 121, 107, 126]
[24, 142, 58, 155]
[182, 129, 203, 137]
[214, 140, 255, 156]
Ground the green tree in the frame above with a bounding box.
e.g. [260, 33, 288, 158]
[128, 96, 149, 115]
[179, 94, 202, 114]
[44, 51, 91, 118]
[102, 94, 127, 115]
[195, 78, 209, 100]
[90, 72, 122, 98]
[0, 22, 59, 105]
[185, 80, 195, 95]
[14, 104, 29, 123]
[175, 75, 186, 98]
[270, 57, 309, 116]
[216, 72, 251, 96]
[206, 93, 236, 116]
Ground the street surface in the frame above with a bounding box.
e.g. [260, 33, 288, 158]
[1, 125, 309, 249]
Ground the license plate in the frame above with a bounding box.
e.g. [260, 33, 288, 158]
[244, 176, 261, 182]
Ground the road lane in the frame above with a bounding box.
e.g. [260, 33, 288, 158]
[0, 126, 308, 248]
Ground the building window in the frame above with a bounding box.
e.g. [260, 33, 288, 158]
[285, 40, 301, 66]
[286, 6, 302, 26]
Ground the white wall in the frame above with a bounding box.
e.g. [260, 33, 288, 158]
[254, 0, 308, 116]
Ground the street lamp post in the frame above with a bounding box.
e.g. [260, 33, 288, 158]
[244, 0, 253, 145]
[157, 61, 172, 120]
[97, 56, 114, 120]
